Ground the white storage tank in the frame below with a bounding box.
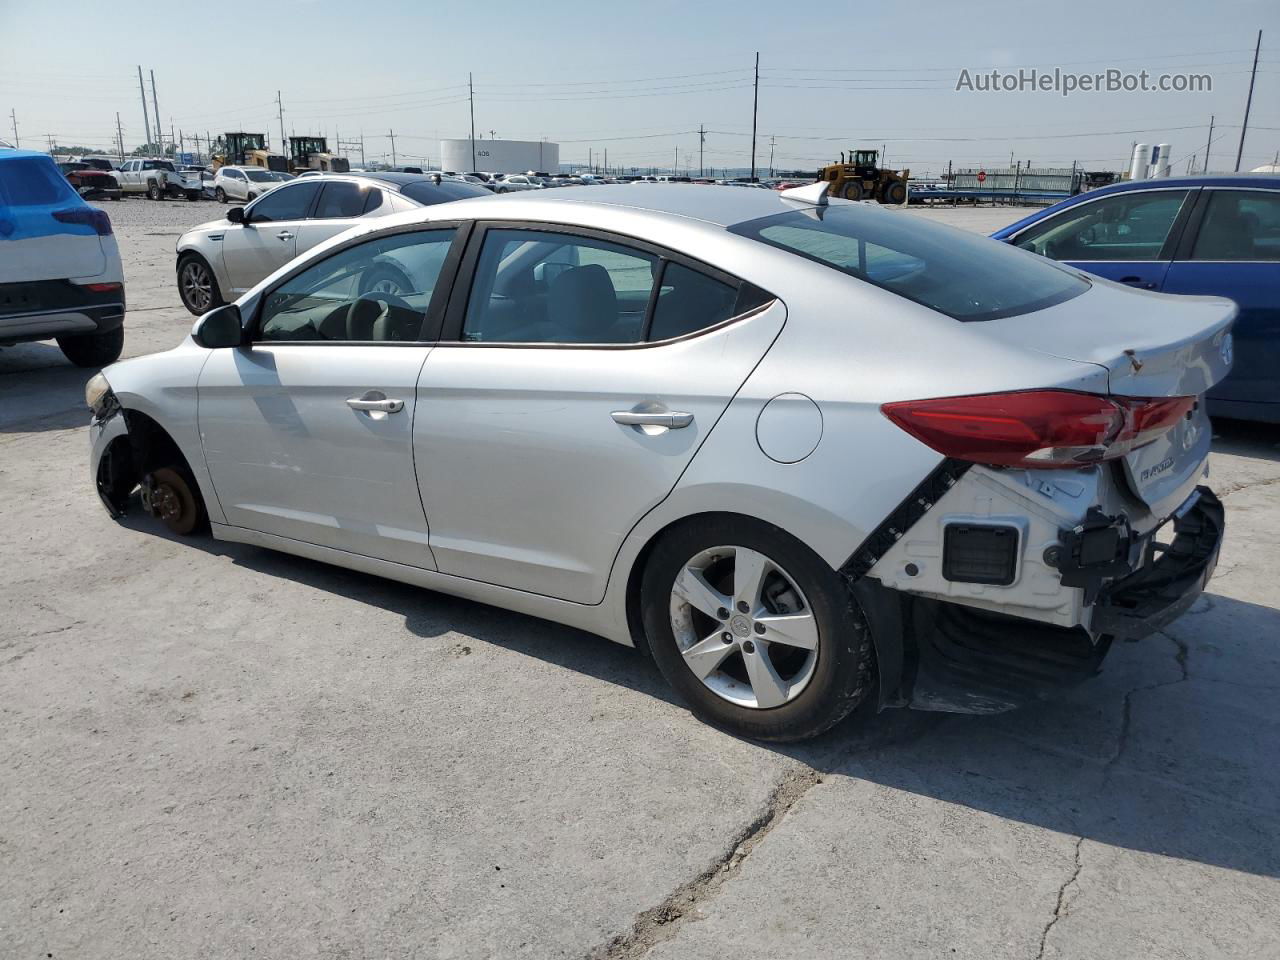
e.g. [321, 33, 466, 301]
[440, 138, 560, 175]
[1130, 143, 1150, 180]
[1149, 143, 1172, 178]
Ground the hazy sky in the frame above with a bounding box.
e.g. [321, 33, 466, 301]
[2, 0, 1277, 175]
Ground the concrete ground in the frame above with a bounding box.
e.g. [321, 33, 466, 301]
[2, 198, 1277, 959]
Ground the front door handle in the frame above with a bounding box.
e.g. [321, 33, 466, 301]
[347, 390, 404, 419]
[1118, 276, 1157, 290]
[611, 410, 694, 429]
[276, 231, 295, 241]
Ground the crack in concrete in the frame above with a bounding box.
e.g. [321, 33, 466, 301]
[1036, 835, 1084, 960]
[585, 765, 822, 960]
[1106, 632, 1190, 773]
[1217, 474, 1280, 499]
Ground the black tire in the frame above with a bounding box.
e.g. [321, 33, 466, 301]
[841, 180, 864, 201]
[641, 515, 875, 742]
[246, 192, 257, 201]
[358, 260, 415, 297]
[884, 181, 907, 204]
[215, 187, 227, 203]
[497, 186, 509, 194]
[147, 182, 162, 201]
[177, 254, 224, 316]
[56, 326, 124, 367]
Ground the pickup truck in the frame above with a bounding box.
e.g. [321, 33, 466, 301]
[116, 158, 202, 201]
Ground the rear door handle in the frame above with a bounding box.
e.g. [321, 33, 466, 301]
[611, 410, 694, 429]
[276, 231, 295, 241]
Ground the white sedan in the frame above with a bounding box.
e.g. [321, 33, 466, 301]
[92, 183, 1231, 741]
[174, 173, 489, 314]
[212, 166, 293, 204]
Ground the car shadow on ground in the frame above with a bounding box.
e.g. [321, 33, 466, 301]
[0, 348, 94, 434]
[123, 508, 1280, 881]
[1212, 416, 1280, 462]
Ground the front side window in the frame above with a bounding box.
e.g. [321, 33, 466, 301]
[732, 205, 1088, 322]
[245, 169, 275, 183]
[1190, 190, 1280, 262]
[246, 182, 320, 223]
[313, 180, 369, 219]
[258, 229, 458, 343]
[463, 229, 659, 343]
[1014, 189, 1192, 263]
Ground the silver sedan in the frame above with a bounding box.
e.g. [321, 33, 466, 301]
[90, 184, 1232, 741]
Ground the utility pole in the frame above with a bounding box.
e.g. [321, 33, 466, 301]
[137, 66, 152, 150]
[699, 123, 705, 177]
[468, 72, 477, 173]
[46, 133, 55, 156]
[388, 129, 396, 167]
[277, 90, 286, 154]
[360, 133, 366, 168]
[115, 112, 125, 162]
[674, 145, 678, 175]
[1235, 30, 1261, 172]
[750, 52, 759, 182]
[1204, 115, 1215, 173]
[8, 108, 17, 148]
[768, 135, 776, 177]
[604, 147, 608, 174]
[150, 70, 162, 153]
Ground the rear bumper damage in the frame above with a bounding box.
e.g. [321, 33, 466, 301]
[849, 458, 1224, 714]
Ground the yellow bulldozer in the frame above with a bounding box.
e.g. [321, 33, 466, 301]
[288, 136, 350, 174]
[818, 149, 909, 204]
[212, 132, 289, 173]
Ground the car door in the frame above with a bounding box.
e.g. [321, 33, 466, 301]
[292, 180, 387, 257]
[220, 180, 321, 294]
[1162, 187, 1280, 414]
[413, 223, 785, 604]
[198, 225, 465, 566]
[1008, 187, 1196, 290]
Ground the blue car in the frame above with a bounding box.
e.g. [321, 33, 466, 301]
[992, 175, 1280, 423]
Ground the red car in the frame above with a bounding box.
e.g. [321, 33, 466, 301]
[57, 161, 122, 201]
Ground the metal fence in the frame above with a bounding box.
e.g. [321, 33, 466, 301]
[950, 166, 1080, 195]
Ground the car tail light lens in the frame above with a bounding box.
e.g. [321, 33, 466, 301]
[52, 207, 113, 236]
[81, 282, 123, 294]
[882, 390, 1195, 469]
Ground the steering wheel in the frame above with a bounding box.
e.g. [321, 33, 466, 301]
[346, 292, 417, 341]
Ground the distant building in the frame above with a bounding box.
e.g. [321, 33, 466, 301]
[441, 138, 559, 174]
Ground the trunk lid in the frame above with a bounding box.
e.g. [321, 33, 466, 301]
[984, 278, 1236, 516]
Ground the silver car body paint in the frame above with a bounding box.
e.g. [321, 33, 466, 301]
[95, 186, 1235, 651]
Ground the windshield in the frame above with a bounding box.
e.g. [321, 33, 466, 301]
[271, 172, 295, 181]
[246, 169, 275, 182]
[729, 206, 1089, 322]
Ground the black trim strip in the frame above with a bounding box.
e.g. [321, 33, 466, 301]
[839, 458, 971, 582]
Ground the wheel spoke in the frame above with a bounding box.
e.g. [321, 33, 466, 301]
[757, 611, 819, 651]
[673, 566, 729, 620]
[681, 632, 734, 681]
[742, 643, 788, 708]
[732, 548, 771, 612]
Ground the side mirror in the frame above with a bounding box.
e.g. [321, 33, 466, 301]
[227, 206, 244, 224]
[193, 304, 244, 349]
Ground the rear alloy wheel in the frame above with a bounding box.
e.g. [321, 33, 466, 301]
[141, 467, 204, 536]
[177, 255, 223, 315]
[642, 517, 875, 742]
[147, 182, 162, 201]
[215, 187, 227, 203]
[56, 326, 124, 367]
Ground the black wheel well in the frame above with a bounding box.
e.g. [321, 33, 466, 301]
[123, 410, 195, 478]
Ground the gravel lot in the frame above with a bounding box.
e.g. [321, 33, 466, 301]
[2, 196, 1278, 959]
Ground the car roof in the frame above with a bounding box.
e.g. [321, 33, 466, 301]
[338, 171, 490, 200]
[441, 182, 820, 227]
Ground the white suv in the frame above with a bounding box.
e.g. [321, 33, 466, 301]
[213, 166, 292, 204]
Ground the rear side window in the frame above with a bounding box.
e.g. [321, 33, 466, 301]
[0, 157, 75, 206]
[313, 181, 367, 219]
[1190, 190, 1280, 262]
[649, 263, 739, 341]
[730, 206, 1088, 322]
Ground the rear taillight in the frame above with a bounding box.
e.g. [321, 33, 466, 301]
[882, 390, 1195, 469]
[52, 207, 113, 236]
[81, 282, 122, 294]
